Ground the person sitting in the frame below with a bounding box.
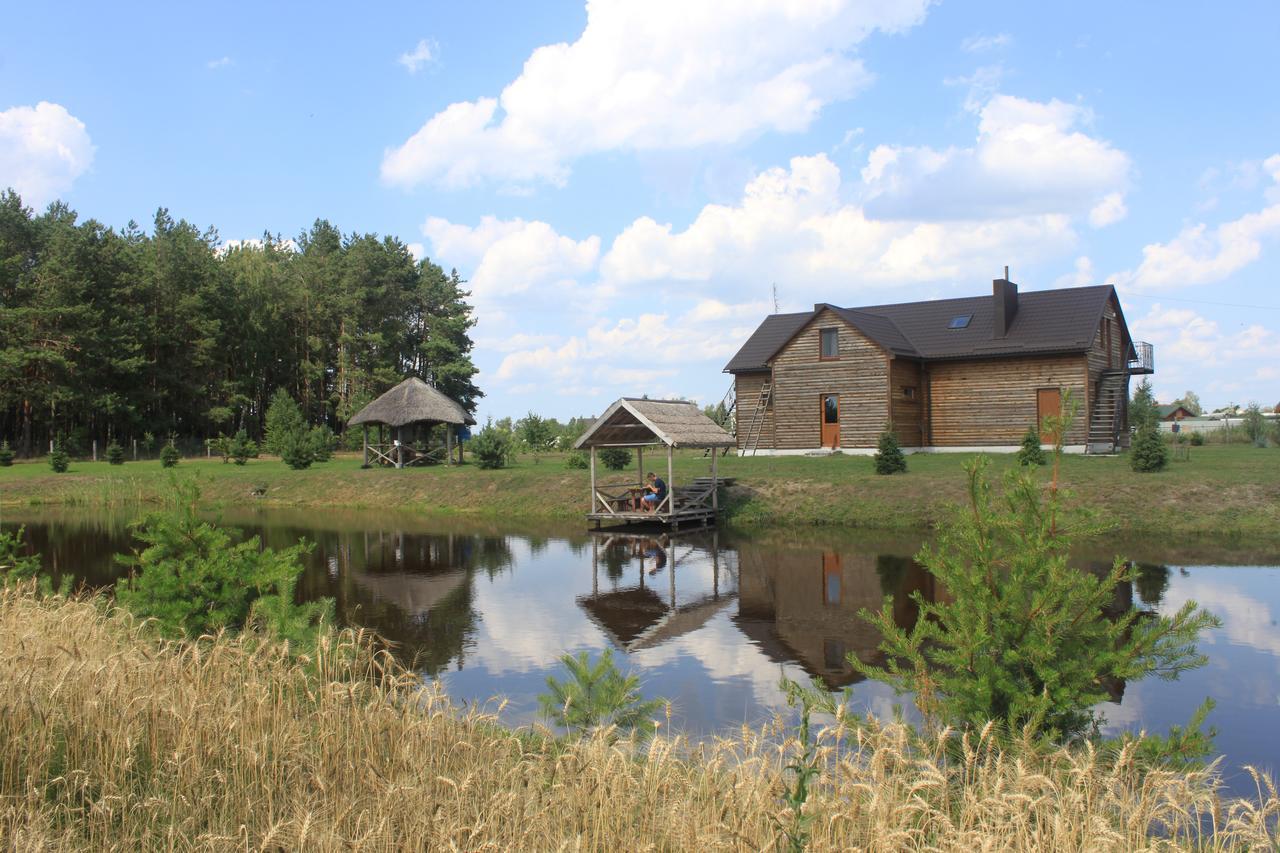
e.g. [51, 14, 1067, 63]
[635, 472, 667, 512]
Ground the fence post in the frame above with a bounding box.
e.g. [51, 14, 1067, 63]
[133, 439, 138, 461]
[93, 440, 97, 462]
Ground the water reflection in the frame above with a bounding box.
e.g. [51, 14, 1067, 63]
[3, 508, 1279, 797]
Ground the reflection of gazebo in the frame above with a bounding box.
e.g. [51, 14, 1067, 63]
[578, 530, 734, 652]
[574, 398, 734, 529]
[349, 377, 475, 468]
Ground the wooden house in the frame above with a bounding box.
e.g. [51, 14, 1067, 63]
[1157, 404, 1196, 422]
[724, 280, 1153, 454]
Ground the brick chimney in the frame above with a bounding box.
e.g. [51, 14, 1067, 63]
[993, 277, 1018, 338]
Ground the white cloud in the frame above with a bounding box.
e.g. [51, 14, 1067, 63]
[1131, 303, 1280, 367]
[961, 33, 1012, 52]
[422, 215, 601, 304]
[1089, 191, 1127, 227]
[1120, 153, 1280, 289]
[206, 56, 233, 70]
[406, 241, 425, 261]
[1052, 255, 1096, 289]
[860, 94, 1131, 221]
[381, 0, 933, 189]
[0, 102, 95, 208]
[398, 39, 435, 74]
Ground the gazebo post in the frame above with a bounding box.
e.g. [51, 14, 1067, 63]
[711, 446, 719, 515]
[362, 425, 369, 467]
[589, 446, 597, 515]
[395, 426, 403, 469]
[637, 446, 644, 490]
[666, 443, 674, 521]
[445, 424, 453, 466]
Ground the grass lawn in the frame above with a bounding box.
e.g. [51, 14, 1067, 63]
[1, 444, 1278, 537]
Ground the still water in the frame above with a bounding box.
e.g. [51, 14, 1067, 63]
[5, 507, 1279, 796]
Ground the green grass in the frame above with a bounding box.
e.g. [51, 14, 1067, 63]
[1, 445, 1278, 537]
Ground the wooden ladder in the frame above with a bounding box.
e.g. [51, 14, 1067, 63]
[739, 382, 772, 456]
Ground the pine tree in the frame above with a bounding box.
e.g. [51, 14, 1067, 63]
[0, 440, 13, 467]
[105, 440, 125, 465]
[1130, 378, 1158, 430]
[537, 649, 664, 740]
[48, 442, 69, 473]
[873, 429, 907, 474]
[264, 389, 305, 456]
[1130, 420, 1169, 472]
[1016, 426, 1047, 466]
[160, 442, 180, 468]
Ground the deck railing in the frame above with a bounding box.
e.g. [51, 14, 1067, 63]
[1128, 341, 1154, 374]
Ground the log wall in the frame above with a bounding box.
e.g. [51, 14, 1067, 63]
[734, 371, 775, 451]
[927, 354, 1090, 446]
[889, 359, 924, 447]
[770, 309, 889, 449]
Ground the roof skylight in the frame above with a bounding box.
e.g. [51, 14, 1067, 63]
[948, 314, 973, 329]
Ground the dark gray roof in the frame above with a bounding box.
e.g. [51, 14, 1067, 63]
[723, 285, 1116, 371]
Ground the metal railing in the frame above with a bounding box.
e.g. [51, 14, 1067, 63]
[1128, 341, 1154, 373]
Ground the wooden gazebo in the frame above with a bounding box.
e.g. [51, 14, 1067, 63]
[349, 377, 475, 468]
[574, 398, 735, 529]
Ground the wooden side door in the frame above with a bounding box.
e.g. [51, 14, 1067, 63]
[1037, 387, 1062, 442]
[820, 394, 840, 448]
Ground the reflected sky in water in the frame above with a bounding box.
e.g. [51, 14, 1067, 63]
[4, 508, 1278, 797]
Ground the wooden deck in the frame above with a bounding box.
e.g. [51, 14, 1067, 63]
[588, 477, 733, 530]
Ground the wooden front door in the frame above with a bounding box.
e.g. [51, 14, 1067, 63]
[820, 394, 840, 448]
[1037, 388, 1062, 442]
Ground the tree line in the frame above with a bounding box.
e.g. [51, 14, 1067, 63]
[0, 190, 480, 457]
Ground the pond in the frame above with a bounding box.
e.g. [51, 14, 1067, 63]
[4, 506, 1279, 797]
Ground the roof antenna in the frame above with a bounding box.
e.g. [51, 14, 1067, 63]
[772, 282, 780, 314]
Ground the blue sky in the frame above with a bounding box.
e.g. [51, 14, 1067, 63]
[3, 1, 1279, 420]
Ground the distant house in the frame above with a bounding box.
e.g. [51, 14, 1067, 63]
[1157, 404, 1196, 422]
[724, 279, 1153, 455]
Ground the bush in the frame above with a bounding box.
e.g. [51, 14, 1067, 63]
[280, 429, 316, 470]
[599, 447, 632, 471]
[538, 649, 663, 740]
[160, 443, 180, 468]
[873, 429, 907, 475]
[106, 441, 125, 465]
[230, 430, 257, 465]
[48, 443, 69, 473]
[565, 449, 589, 469]
[0, 525, 40, 585]
[1130, 420, 1168, 473]
[207, 434, 233, 463]
[309, 425, 335, 463]
[1243, 402, 1268, 447]
[264, 389, 305, 456]
[1016, 426, 1046, 466]
[469, 420, 514, 470]
[0, 440, 14, 467]
[855, 451, 1220, 751]
[115, 482, 331, 647]
[1189, 431, 1205, 446]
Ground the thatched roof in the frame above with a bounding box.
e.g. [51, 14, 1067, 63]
[348, 377, 474, 427]
[574, 398, 734, 449]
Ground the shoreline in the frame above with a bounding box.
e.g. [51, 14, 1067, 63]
[1, 444, 1278, 541]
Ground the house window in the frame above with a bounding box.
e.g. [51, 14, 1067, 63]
[819, 328, 839, 359]
[948, 314, 972, 329]
[903, 386, 917, 400]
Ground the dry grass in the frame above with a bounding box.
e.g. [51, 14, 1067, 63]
[1, 586, 1277, 851]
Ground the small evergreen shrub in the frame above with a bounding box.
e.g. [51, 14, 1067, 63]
[0, 440, 14, 467]
[1130, 420, 1168, 472]
[599, 447, 632, 471]
[230, 430, 257, 465]
[537, 649, 664, 740]
[873, 429, 907, 475]
[207, 434, 233, 463]
[105, 441, 125, 465]
[469, 420, 514, 470]
[279, 430, 316, 470]
[49, 443, 69, 473]
[160, 443, 180, 468]
[0, 525, 40, 585]
[309, 425, 335, 462]
[565, 449, 589, 469]
[1189, 431, 1205, 446]
[1016, 426, 1047, 466]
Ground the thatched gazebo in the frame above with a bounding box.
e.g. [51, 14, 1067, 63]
[348, 377, 475, 468]
[574, 398, 734, 529]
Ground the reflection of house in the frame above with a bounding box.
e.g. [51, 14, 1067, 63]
[735, 544, 936, 688]
[727, 281, 1153, 454]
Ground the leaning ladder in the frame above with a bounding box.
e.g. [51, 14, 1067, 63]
[740, 382, 772, 456]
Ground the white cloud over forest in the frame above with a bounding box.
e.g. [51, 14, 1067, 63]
[0, 102, 95, 208]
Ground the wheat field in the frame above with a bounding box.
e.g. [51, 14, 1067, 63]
[0, 585, 1276, 851]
